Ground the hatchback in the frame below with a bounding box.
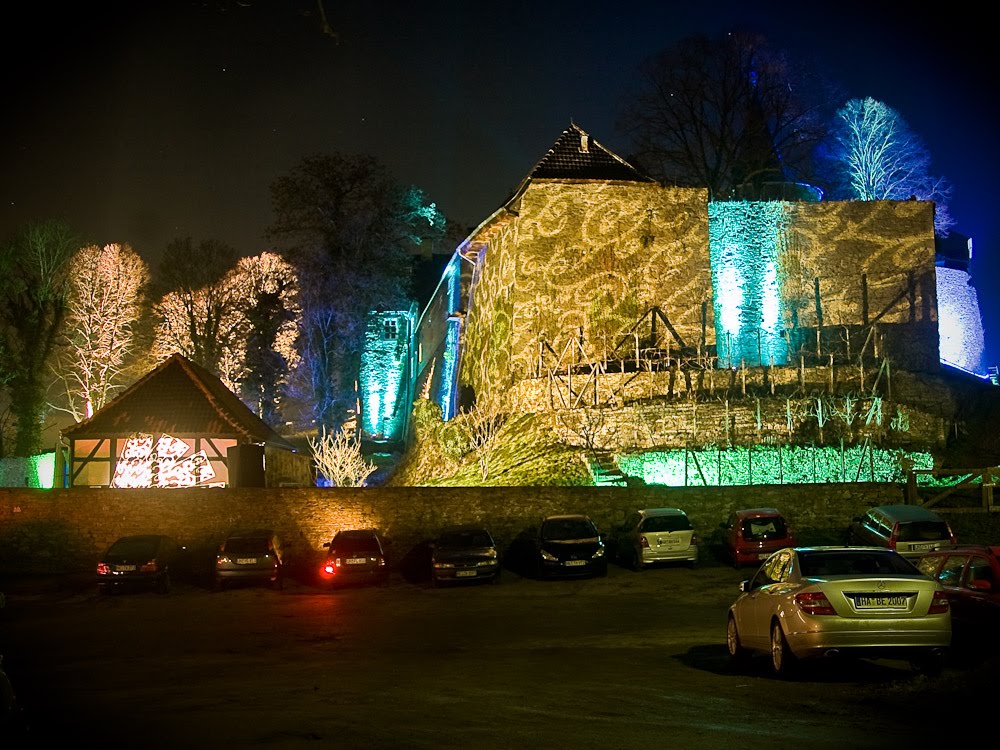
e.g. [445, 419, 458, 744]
[533, 514, 607, 579]
[847, 504, 956, 559]
[720, 508, 795, 568]
[916, 544, 1000, 657]
[430, 526, 501, 586]
[610, 508, 698, 570]
[726, 546, 951, 677]
[96, 534, 182, 594]
[320, 529, 389, 587]
[214, 529, 285, 590]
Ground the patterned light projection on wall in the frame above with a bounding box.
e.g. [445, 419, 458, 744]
[111, 433, 216, 488]
[617, 445, 933, 486]
[709, 202, 789, 367]
[359, 308, 415, 444]
[936, 266, 986, 376]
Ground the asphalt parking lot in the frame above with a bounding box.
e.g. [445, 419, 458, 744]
[0, 558, 992, 750]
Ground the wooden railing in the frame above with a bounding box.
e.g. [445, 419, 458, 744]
[906, 467, 1000, 510]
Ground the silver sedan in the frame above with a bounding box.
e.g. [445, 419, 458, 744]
[726, 546, 951, 677]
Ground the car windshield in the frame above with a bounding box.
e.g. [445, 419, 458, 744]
[439, 530, 493, 548]
[333, 533, 380, 553]
[741, 517, 787, 540]
[896, 521, 950, 542]
[798, 550, 920, 577]
[224, 538, 270, 554]
[642, 515, 692, 533]
[108, 538, 159, 557]
[542, 518, 595, 540]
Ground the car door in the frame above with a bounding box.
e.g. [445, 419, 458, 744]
[738, 551, 790, 647]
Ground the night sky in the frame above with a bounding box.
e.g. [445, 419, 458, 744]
[4, 1, 998, 364]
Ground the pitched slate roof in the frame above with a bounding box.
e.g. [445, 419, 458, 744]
[502, 122, 655, 212]
[61, 353, 296, 450]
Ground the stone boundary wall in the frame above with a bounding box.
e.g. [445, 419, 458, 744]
[0, 484, 905, 576]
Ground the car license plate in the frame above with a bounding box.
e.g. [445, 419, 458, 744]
[346, 557, 367, 564]
[114, 564, 136, 572]
[236, 558, 257, 565]
[911, 543, 934, 552]
[565, 560, 587, 567]
[456, 570, 476, 577]
[854, 595, 909, 609]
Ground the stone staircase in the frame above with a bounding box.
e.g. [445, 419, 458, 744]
[586, 450, 628, 486]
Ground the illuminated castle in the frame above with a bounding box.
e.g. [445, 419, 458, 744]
[361, 124, 990, 485]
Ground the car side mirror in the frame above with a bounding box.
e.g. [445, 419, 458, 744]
[739, 580, 750, 593]
[322, 542, 331, 549]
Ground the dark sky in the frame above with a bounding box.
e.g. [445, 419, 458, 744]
[4, 1, 998, 363]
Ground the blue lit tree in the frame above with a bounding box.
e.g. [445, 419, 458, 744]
[826, 97, 953, 235]
[267, 153, 446, 432]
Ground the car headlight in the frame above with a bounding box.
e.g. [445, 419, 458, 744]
[592, 548, 605, 559]
[477, 559, 497, 567]
[540, 549, 558, 562]
[433, 562, 455, 569]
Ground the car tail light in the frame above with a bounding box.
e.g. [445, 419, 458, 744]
[322, 561, 337, 576]
[639, 535, 650, 549]
[96, 562, 110, 576]
[888, 522, 900, 551]
[795, 591, 835, 615]
[929, 590, 950, 614]
[691, 533, 699, 545]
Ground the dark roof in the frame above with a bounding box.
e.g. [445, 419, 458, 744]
[503, 123, 654, 210]
[61, 353, 295, 451]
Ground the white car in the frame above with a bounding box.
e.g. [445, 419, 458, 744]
[726, 546, 951, 677]
[611, 508, 698, 570]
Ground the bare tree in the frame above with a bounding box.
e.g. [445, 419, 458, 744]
[54, 243, 151, 420]
[828, 97, 953, 235]
[458, 391, 511, 482]
[618, 31, 833, 198]
[309, 426, 376, 487]
[0, 220, 79, 455]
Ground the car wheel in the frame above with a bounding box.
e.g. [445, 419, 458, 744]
[910, 651, 945, 677]
[157, 571, 171, 594]
[726, 615, 748, 663]
[770, 620, 797, 677]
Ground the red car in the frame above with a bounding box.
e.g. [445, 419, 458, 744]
[916, 544, 1000, 658]
[720, 508, 795, 568]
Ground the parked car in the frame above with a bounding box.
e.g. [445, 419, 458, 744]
[319, 529, 389, 587]
[720, 508, 795, 568]
[609, 508, 698, 570]
[726, 546, 951, 677]
[214, 529, 285, 590]
[532, 514, 607, 579]
[916, 544, 1000, 658]
[96, 534, 182, 594]
[430, 525, 501, 586]
[847, 504, 956, 559]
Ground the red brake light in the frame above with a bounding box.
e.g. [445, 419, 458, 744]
[639, 535, 650, 549]
[96, 562, 110, 576]
[929, 590, 950, 614]
[795, 591, 835, 615]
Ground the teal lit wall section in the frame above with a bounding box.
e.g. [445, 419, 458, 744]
[709, 202, 789, 367]
[617, 445, 934, 486]
[359, 306, 417, 445]
[438, 316, 461, 420]
[29, 452, 55, 489]
[433, 256, 462, 421]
